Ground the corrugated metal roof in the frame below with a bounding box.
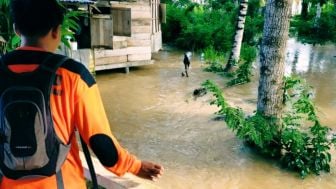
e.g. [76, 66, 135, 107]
[60, 0, 95, 4]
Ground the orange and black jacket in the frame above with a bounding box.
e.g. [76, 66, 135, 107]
[0, 47, 141, 189]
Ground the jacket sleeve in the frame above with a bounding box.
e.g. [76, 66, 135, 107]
[73, 75, 141, 176]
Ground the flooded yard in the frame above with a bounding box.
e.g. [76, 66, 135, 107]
[96, 39, 336, 189]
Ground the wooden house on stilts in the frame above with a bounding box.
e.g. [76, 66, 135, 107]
[60, 0, 165, 73]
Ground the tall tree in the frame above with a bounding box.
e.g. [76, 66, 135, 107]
[257, 0, 292, 119]
[223, 0, 249, 72]
[313, 2, 322, 28]
[301, 0, 309, 19]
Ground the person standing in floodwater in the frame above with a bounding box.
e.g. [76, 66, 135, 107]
[182, 52, 191, 77]
[0, 0, 163, 188]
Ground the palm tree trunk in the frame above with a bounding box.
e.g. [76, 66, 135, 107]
[257, 0, 292, 119]
[224, 0, 248, 72]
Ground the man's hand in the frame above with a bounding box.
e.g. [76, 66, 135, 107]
[136, 161, 164, 181]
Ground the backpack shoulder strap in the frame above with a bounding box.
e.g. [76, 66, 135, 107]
[0, 56, 5, 69]
[0, 53, 69, 73]
[39, 54, 69, 73]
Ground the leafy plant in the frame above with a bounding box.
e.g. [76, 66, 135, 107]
[227, 44, 257, 86]
[162, 1, 237, 51]
[61, 10, 84, 48]
[0, 0, 84, 53]
[200, 76, 336, 178]
[5, 35, 20, 52]
[202, 46, 226, 73]
[0, 0, 18, 53]
[281, 76, 333, 177]
[58, 2, 85, 48]
[290, 1, 336, 44]
[226, 60, 253, 86]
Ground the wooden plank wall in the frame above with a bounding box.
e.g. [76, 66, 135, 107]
[95, 1, 161, 69]
[90, 15, 113, 48]
[112, 8, 131, 37]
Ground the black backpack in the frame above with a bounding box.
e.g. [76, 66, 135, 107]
[0, 54, 71, 182]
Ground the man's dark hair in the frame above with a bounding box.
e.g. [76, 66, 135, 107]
[10, 0, 65, 37]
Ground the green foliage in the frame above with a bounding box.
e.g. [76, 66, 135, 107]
[226, 60, 253, 86]
[240, 43, 257, 63]
[202, 44, 258, 85]
[163, 0, 264, 51]
[201, 80, 279, 156]
[201, 76, 336, 178]
[86, 180, 105, 189]
[5, 35, 20, 52]
[0, 1, 84, 52]
[202, 46, 225, 73]
[162, 1, 236, 51]
[227, 44, 257, 86]
[0, 0, 9, 6]
[281, 76, 333, 178]
[290, 1, 336, 44]
[207, 0, 235, 11]
[61, 9, 85, 48]
[243, 13, 264, 46]
[163, 0, 264, 87]
[0, 0, 18, 53]
[247, 0, 265, 16]
[164, 0, 264, 85]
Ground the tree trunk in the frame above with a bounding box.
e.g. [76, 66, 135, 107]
[257, 0, 292, 119]
[301, 0, 309, 19]
[291, 49, 299, 74]
[313, 2, 321, 28]
[224, 0, 248, 72]
[307, 49, 315, 73]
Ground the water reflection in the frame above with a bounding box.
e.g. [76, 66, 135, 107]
[286, 38, 336, 125]
[286, 38, 336, 75]
[286, 38, 311, 74]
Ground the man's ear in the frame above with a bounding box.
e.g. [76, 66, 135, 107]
[13, 23, 21, 36]
[51, 25, 61, 39]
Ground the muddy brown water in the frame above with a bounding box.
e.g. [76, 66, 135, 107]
[96, 39, 336, 189]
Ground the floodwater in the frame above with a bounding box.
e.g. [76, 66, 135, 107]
[96, 38, 336, 189]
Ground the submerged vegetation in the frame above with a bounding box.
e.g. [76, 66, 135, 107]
[202, 43, 257, 86]
[201, 78, 336, 178]
[165, 1, 336, 178]
[226, 44, 257, 86]
[164, 1, 336, 178]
